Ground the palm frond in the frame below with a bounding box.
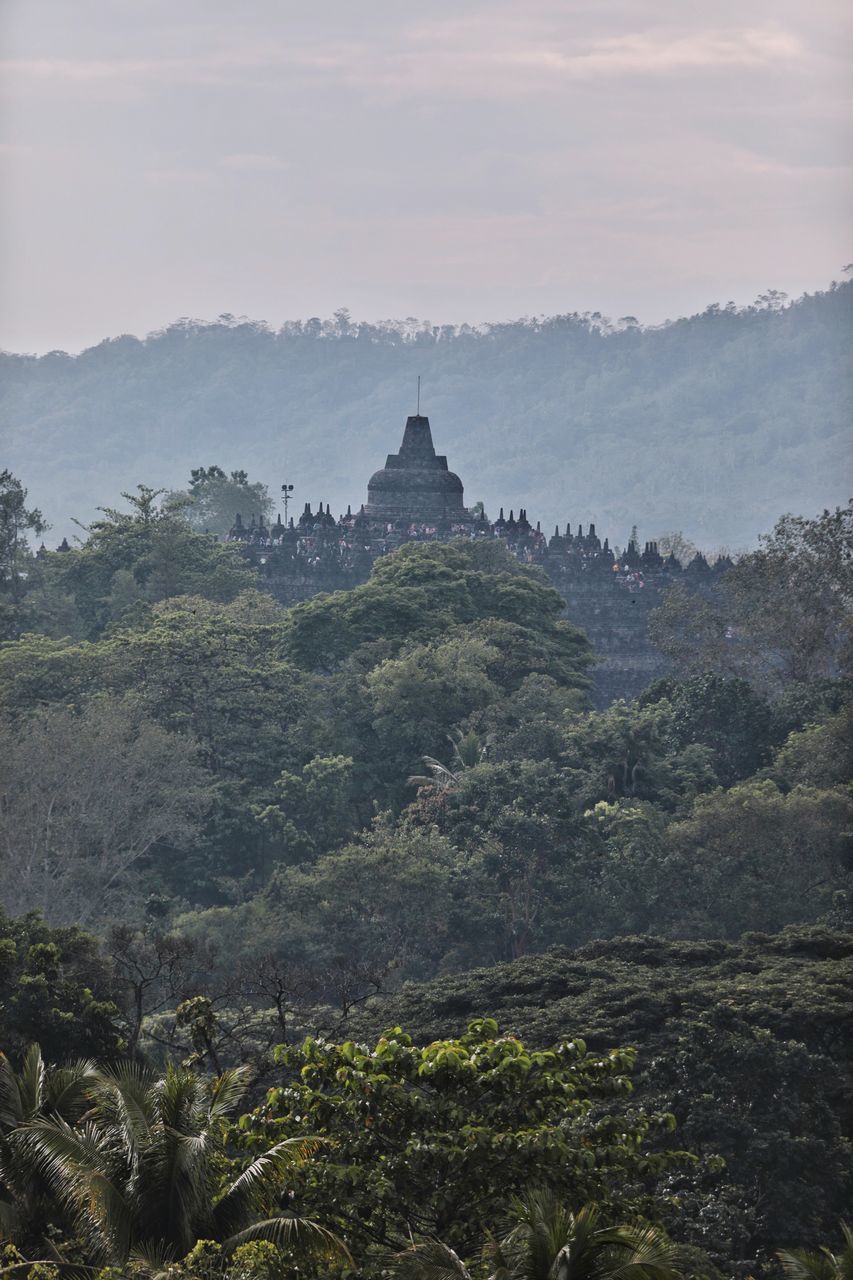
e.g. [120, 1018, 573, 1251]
[408, 757, 459, 791]
[21, 1116, 126, 1261]
[84, 1170, 133, 1264]
[223, 1215, 352, 1266]
[213, 1136, 325, 1237]
[583, 1221, 681, 1280]
[0, 1054, 23, 1129]
[157, 1127, 213, 1255]
[21, 1116, 108, 1211]
[46, 1060, 101, 1122]
[154, 1064, 200, 1134]
[388, 1237, 472, 1280]
[206, 1066, 251, 1122]
[99, 1059, 158, 1098]
[778, 1247, 846, 1280]
[92, 1061, 157, 1154]
[127, 1239, 179, 1279]
[17, 1045, 46, 1120]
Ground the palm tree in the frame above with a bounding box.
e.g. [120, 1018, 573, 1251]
[0, 1045, 101, 1249]
[492, 1192, 684, 1280]
[22, 1060, 350, 1270]
[778, 1224, 853, 1280]
[390, 1191, 684, 1280]
[409, 729, 492, 792]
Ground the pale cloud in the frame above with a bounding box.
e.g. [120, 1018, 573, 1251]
[143, 167, 214, 186]
[0, 24, 806, 99]
[0, 0, 850, 352]
[219, 153, 289, 172]
[505, 28, 804, 75]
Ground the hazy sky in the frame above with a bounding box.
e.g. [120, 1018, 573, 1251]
[2, 0, 851, 353]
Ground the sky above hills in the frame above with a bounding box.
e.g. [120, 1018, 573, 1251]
[1, 0, 851, 353]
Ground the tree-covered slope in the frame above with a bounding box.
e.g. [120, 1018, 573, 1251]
[2, 283, 851, 547]
[352, 928, 853, 1260]
[352, 927, 852, 1053]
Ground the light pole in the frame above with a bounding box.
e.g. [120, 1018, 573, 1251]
[281, 481, 294, 526]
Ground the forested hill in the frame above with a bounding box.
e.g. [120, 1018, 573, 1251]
[2, 281, 851, 547]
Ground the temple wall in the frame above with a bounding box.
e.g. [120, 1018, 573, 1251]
[547, 567, 671, 706]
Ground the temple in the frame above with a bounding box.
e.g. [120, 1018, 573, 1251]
[223, 410, 730, 704]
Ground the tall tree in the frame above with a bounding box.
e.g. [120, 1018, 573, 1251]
[650, 503, 853, 690]
[35, 485, 257, 638]
[0, 698, 213, 925]
[0, 470, 47, 640]
[175, 466, 274, 538]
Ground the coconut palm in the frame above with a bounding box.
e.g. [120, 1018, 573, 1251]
[0, 1045, 101, 1248]
[389, 1191, 684, 1280]
[778, 1224, 853, 1280]
[409, 728, 492, 792]
[22, 1060, 350, 1270]
[489, 1192, 684, 1280]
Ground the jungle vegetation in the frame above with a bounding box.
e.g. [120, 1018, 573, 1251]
[0, 469, 850, 1277]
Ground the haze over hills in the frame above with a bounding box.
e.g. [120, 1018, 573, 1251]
[2, 280, 851, 548]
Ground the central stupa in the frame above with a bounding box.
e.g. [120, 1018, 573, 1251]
[365, 414, 468, 524]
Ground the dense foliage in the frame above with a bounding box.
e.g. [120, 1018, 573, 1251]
[2, 283, 852, 548]
[649, 503, 853, 691]
[238, 1020, 682, 1259]
[0, 473, 850, 1275]
[351, 929, 853, 1264]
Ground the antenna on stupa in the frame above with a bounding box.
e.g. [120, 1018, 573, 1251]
[417, 375, 421, 415]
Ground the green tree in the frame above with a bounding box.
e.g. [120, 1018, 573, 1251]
[489, 1194, 683, 1280]
[352, 929, 853, 1263]
[650, 503, 853, 690]
[282, 541, 592, 685]
[23, 1062, 348, 1267]
[647, 585, 731, 679]
[34, 486, 257, 638]
[0, 632, 99, 719]
[0, 910, 122, 1063]
[639, 674, 774, 786]
[173, 467, 274, 539]
[770, 705, 853, 789]
[725, 503, 852, 685]
[257, 755, 356, 862]
[0, 471, 47, 641]
[367, 634, 500, 793]
[559, 700, 717, 812]
[409, 728, 493, 793]
[663, 780, 852, 935]
[254, 821, 462, 984]
[239, 1020, 681, 1261]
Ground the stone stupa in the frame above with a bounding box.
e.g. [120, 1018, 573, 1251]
[365, 414, 469, 524]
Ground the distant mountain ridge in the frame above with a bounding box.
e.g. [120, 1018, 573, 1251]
[2, 283, 851, 547]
